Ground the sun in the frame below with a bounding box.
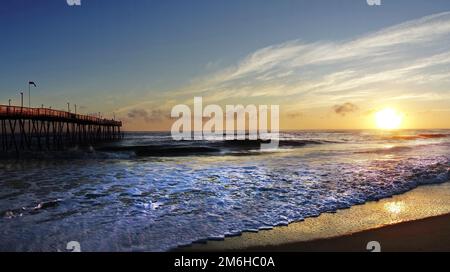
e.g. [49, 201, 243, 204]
[375, 108, 403, 129]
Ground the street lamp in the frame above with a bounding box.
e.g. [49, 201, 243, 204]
[28, 81, 37, 108]
[20, 92, 23, 107]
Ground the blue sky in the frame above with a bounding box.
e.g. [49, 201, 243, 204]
[1, 0, 450, 129]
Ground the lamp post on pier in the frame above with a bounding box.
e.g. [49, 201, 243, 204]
[20, 92, 23, 114]
[28, 81, 37, 108]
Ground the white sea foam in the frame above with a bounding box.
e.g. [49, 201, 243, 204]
[0, 130, 449, 251]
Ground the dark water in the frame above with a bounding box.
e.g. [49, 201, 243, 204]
[0, 130, 449, 251]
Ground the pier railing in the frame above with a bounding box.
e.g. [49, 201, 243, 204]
[0, 105, 123, 153]
[0, 105, 121, 126]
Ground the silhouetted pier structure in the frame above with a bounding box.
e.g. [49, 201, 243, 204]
[0, 105, 123, 152]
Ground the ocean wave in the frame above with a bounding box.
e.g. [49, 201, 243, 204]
[97, 145, 222, 157]
[355, 141, 450, 155]
[96, 139, 330, 157]
[2, 199, 62, 219]
[355, 145, 413, 154]
[0, 138, 334, 160]
[1, 130, 449, 251]
[387, 133, 449, 140]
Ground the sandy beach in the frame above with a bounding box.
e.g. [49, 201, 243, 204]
[179, 182, 450, 252]
[246, 213, 450, 252]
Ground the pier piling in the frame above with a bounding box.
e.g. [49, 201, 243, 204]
[0, 105, 123, 152]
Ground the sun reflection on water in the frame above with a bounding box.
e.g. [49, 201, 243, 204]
[384, 201, 406, 214]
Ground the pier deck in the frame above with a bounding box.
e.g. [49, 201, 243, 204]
[0, 105, 123, 152]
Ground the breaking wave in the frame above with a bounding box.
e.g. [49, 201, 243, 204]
[96, 139, 332, 157]
[0, 130, 449, 251]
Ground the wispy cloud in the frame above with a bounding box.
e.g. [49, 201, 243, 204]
[126, 108, 170, 123]
[120, 12, 450, 127]
[176, 12, 450, 105]
[333, 102, 359, 116]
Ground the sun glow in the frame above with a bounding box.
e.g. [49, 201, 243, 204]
[384, 201, 406, 215]
[375, 108, 403, 129]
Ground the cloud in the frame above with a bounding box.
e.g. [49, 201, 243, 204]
[127, 109, 170, 123]
[286, 111, 303, 119]
[333, 103, 359, 116]
[118, 11, 450, 128]
[171, 12, 450, 108]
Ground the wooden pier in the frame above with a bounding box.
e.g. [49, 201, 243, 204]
[0, 105, 123, 152]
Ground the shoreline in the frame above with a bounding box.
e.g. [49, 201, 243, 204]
[244, 213, 450, 252]
[178, 182, 450, 252]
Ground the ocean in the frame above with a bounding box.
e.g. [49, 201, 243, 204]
[0, 130, 449, 251]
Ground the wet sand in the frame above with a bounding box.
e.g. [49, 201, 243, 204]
[246, 213, 450, 252]
[179, 182, 450, 252]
